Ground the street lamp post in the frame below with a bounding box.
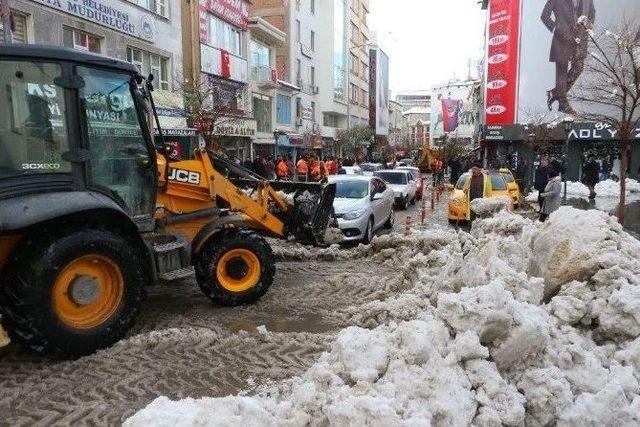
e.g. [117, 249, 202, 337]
[561, 117, 574, 204]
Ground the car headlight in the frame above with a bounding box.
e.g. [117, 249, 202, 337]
[343, 209, 367, 220]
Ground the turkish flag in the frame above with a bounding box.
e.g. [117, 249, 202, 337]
[220, 49, 231, 79]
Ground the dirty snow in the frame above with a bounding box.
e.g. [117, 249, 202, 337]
[527, 178, 640, 205]
[126, 206, 640, 427]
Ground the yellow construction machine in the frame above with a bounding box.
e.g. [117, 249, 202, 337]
[0, 45, 335, 357]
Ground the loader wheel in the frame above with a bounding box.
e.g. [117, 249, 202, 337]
[195, 229, 274, 306]
[0, 229, 146, 358]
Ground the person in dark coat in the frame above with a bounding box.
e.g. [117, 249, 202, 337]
[515, 159, 529, 194]
[583, 154, 600, 199]
[541, 0, 595, 114]
[534, 154, 551, 209]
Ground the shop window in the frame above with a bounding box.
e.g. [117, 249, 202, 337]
[0, 10, 28, 43]
[253, 94, 272, 133]
[126, 47, 169, 90]
[277, 94, 291, 125]
[63, 27, 101, 53]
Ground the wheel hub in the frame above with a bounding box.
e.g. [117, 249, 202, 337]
[226, 258, 249, 280]
[68, 275, 100, 306]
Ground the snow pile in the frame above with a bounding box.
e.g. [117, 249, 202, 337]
[126, 207, 640, 427]
[470, 196, 512, 217]
[527, 178, 640, 204]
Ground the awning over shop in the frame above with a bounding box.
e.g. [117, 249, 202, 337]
[252, 137, 275, 145]
[153, 90, 189, 132]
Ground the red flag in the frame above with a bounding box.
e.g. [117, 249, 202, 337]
[220, 49, 231, 79]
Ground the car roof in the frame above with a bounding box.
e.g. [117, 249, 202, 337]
[397, 166, 419, 171]
[329, 175, 371, 182]
[362, 162, 383, 166]
[377, 169, 409, 174]
[0, 44, 139, 74]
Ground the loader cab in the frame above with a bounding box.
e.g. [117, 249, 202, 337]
[0, 44, 157, 220]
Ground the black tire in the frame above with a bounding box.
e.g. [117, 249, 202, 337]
[195, 228, 274, 306]
[400, 197, 409, 210]
[362, 217, 374, 244]
[410, 196, 416, 206]
[384, 207, 395, 229]
[0, 228, 146, 358]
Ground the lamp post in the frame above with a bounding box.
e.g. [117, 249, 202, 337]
[561, 117, 574, 204]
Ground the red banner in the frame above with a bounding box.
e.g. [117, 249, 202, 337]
[485, 0, 521, 126]
[198, 3, 208, 43]
[203, 0, 249, 30]
[220, 49, 231, 78]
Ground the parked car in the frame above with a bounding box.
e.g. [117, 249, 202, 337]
[448, 170, 513, 223]
[374, 169, 417, 210]
[397, 158, 414, 167]
[341, 166, 363, 175]
[329, 175, 395, 243]
[499, 168, 520, 207]
[360, 163, 384, 176]
[397, 166, 424, 200]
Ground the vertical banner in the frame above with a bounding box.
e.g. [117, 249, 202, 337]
[485, 0, 521, 125]
[220, 49, 231, 78]
[369, 49, 377, 130]
[198, 1, 208, 43]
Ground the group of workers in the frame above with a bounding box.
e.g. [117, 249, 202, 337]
[277, 155, 347, 182]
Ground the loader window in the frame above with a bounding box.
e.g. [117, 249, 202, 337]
[78, 67, 155, 217]
[0, 60, 70, 179]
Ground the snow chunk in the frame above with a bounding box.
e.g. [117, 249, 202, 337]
[470, 196, 512, 217]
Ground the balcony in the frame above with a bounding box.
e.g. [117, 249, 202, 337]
[252, 66, 279, 90]
[200, 44, 248, 84]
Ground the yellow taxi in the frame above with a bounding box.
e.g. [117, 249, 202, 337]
[448, 170, 513, 223]
[499, 168, 521, 207]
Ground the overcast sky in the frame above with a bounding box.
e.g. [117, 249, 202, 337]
[369, 0, 487, 97]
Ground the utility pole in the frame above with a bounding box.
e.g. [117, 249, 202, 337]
[0, 0, 13, 43]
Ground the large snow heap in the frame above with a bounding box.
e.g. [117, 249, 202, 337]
[126, 206, 640, 427]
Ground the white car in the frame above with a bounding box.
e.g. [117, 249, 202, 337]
[329, 175, 395, 243]
[341, 166, 363, 175]
[374, 170, 418, 210]
[360, 163, 384, 176]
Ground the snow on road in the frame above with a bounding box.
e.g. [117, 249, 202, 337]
[126, 206, 640, 427]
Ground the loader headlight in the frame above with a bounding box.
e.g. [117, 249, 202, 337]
[343, 209, 367, 220]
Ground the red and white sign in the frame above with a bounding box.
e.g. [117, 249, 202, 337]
[198, 3, 208, 43]
[201, 0, 249, 30]
[484, 0, 521, 126]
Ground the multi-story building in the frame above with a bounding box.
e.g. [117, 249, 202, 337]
[347, 0, 370, 129]
[252, 0, 322, 155]
[388, 100, 405, 147]
[404, 108, 430, 148]
[396, 91, 431, 113]
[182, 0, 256, 159]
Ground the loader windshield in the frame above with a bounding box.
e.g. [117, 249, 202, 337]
[0, 60, 71, 179]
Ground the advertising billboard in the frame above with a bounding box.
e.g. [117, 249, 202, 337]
[485, 0, 640, 126]
[431, 81, 479, 143]
[369, 46, 390, 136]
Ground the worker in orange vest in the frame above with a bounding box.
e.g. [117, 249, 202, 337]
[276, 156, 289, 180]
[309, 156, 322, 182]
[296, 155, 309, 182]
[326, 156, 337, 175]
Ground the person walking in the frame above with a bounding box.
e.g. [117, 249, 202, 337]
[286, 155, 295, 180]
[309, 156, 322, 182]
[276, 156, 289, 181]
[534, 154, 551, 210]
[539, 167, 563, 222]
[515, 159, 529, 195]
[583, 154, 600, 199]
[296, 155, 309, 182]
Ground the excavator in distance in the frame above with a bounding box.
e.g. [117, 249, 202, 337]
[0, 44, 335, 358]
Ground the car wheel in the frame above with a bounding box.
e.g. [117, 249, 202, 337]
[363, 217, 374, 244]
[410, 196, 416, 205]
[402, 197, 409, 210]
[384, 207, 395, 229]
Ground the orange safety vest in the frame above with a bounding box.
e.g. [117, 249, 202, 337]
[309, 161, 321, 181]
[276, 161, 288, 177]
[296, 159, 308, 174]
[326, 160, 336, 175]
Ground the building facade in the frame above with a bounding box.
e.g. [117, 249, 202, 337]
[396, 91, 431, 113]
[347, 0, 370, 129]
[388, 100, 405, 147]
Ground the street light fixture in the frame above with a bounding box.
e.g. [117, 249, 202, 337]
[561, 116, 575, 204]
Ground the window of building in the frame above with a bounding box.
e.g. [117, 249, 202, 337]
[295, 59, 302, 86]
[277, 94, 292, 125]
[333, 0, 346, 102]
[250, 40, 271, 81]
[253, 94, 272, 133]
[351, 22, 358, 44]
[361, 88, 368, 105]
[350, 53, 358, 74]
[350, 83, 358, 103]
[311, 0, 315, 14]
[296, 20, 301, 43]
[63, 28, 101, 53]
[296, 97, 302, 118]
[362, 61, 368, 79]
[310, 66, 315, 87]
[142, 0, 167, 17]
[310, 30, 315, 51]
[208, 14, 244, 57]
[0, 10, 28, 43]
[311, 101, 315, 123]
[126, 47, 169, 90]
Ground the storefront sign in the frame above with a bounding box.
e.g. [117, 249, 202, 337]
[201, 0, 249, 30]
[35, 0, 155, 40]
[213, 119, 257, 137]
[484, 0, 520, 125]
[154, 128, 197, 137]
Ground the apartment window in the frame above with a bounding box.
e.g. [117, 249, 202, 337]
[208, 15, 243, 57]
[351, 22, 358, 43]
[277, 94, 292, 125]
[350, 83, 358, 103]
[142, 0, 167, 17]
[250, 40, 271, 81]
[127, 47, 169, 90]
[350, 53, 358, 74]
[296, 97, 302, 118]
[296, 20, 301, 43]
[362, 62, 368, 79]
[0, 10, 27, 43]
[295, 59, 302, 85]
[253, 94, 272, 133]
[310, 30, 315, 51]
[311, 0, 315, 14]
[361, 88, 368, 105]
[311, 101, 316, 123]
[310, 66, 315, 87]
[63, 28, 101, 53]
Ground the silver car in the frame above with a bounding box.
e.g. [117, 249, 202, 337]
[329, 175, 395, 243]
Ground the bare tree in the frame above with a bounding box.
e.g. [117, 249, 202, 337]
[336, 125, 374, 159]
[175, 74, 242, 151]
[521, 108, 558, 153]
[571, 20, 640, 223]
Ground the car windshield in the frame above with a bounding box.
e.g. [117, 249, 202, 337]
[491, 174, 508, 190]
[376, 172, 407, 185]
[501, 172, 515, 183]
[360, 164, 379, 172]
[334, 180, 369, 199]
[456, 174, 470, 190]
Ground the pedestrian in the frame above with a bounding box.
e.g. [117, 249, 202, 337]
[583, 154, 600, 199]
[296, 155, 309, 182]
[276, 156, 289, 180]
[243, 157, 253, 171]
[253, 156, 267, 178]
[539, 167, 563, 222]
[534, 154, 551, 210]
[515, 159, 529, 195]
[309, 156, 321, 182]
[449, 158, 461, 185]
[469, 163, 484, 202]
[326, 156, 337, 175]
